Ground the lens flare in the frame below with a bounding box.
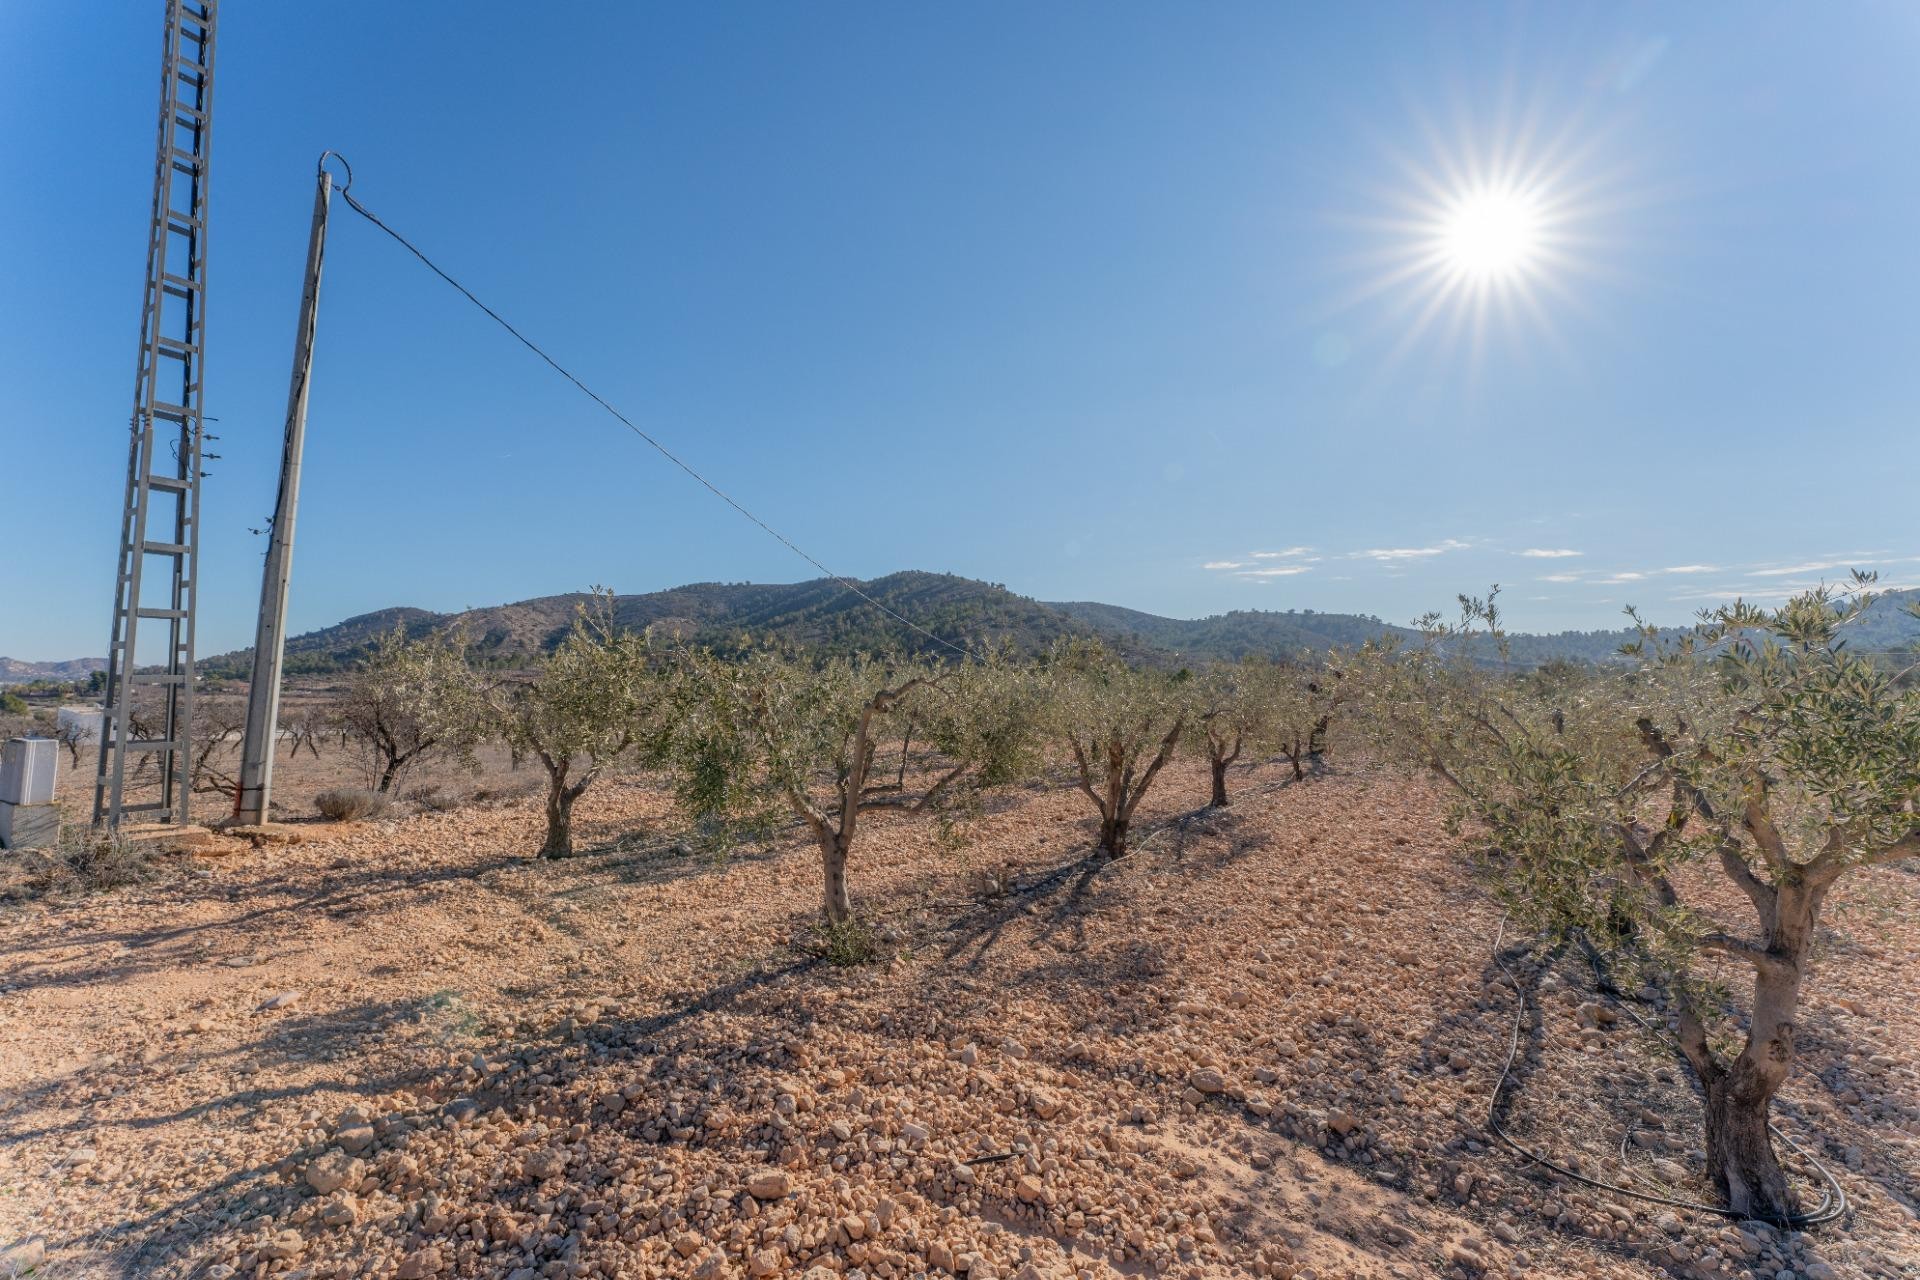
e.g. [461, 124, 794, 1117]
[1438, 186, 1543, 282]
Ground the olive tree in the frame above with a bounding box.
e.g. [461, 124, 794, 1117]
[1189, 656, 1349, 805]
[336, 628, 491, 793]
[497, 592, 658, 858]
[1045, 640, 1188, 857]
[679, 650, 1038, 923]
[1360, 581, 1920, 1222]
[1189, 657, 1279, 807]
[1271, 660, 1348, 781]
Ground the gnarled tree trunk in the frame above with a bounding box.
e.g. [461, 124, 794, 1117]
[819, 831, 854, 923]
[1704, 1068, 1792, 1221]
[1672, 877, 1821, 1223]
[542, 790, 574, 858]
[538, 756, 595, 858]
[1207, 731, 1241, 808]
[1208, 760, 1231, 808]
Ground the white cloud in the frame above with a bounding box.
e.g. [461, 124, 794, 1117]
[1251, 547, 1316, 560]
[1661, 565, 1718, 575]
[1603, 572, 1649, 583]
[1539, 573, 1582, 583]
[1750, 561, 1852, 578]
[1519, 548, 1582, 559]
[1350, 539, 1470, 563]
[1203, 561, 1245, 570]
[1235, 566, 1313, 577]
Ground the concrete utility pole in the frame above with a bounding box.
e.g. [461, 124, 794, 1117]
[234, 155, 339, 825]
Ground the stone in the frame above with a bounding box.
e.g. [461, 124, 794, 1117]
[748, 1247, 784, 1277]
[261, 1231, 305, 1260]
[257, 991, 303, 1012]
[0, 1238, 47, 1275]
[524, 1147, 568, 1181]
[748, 1169, 792, 1199]
[1447, 1243, 1486, 1273]
[1327, 1111, 1357, 1136]
[335, 1124, 375, 1155]
[441, 1097, 479, 1124]
[1189, 1068, 1227, 1095]
[224, 822, 308, 847]
[120, 823, 224, 855]
[395, 1247, 442, 1278]
[1015, 1175, 1044, 1203]
[305, 1151, 361, 1196]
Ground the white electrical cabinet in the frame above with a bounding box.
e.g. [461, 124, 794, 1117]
[0, 737, 57, 806]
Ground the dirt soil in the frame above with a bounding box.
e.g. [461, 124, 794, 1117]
[1, 759, 1916, 1280]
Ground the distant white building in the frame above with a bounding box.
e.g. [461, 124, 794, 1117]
[57, 706, 106, 742]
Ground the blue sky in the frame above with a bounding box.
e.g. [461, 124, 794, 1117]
[5, 2, 1919, 659]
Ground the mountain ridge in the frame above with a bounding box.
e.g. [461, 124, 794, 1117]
[182, 574, 1920, 678]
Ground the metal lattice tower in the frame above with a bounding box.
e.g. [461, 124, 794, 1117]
[95, 0, 219, 828]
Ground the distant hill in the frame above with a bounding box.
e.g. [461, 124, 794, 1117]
[1046, 601, 1417, 661]
[201, 573, 1098, 676]
[193, 576, 1920, 678]
[0, 656, 108, 685]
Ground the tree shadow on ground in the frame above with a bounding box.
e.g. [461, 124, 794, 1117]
[74, 952, 821, 1279]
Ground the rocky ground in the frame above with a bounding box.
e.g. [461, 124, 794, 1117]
[1, 758, 1916, 1279]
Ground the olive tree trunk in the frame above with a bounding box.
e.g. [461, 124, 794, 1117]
[538, 755, 596, 859]
[1675, 878, 1824, 1223]
[819, 831, 854, 923]
[1207, 732, 1241, 808]
[1072, 722, 1183, 859]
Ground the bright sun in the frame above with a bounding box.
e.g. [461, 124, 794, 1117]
[1439, 186, 1543, 282]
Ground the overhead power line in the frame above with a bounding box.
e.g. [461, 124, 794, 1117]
[329, 176, 973, 660]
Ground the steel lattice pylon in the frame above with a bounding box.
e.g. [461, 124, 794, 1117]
[95, 0, 219, 828]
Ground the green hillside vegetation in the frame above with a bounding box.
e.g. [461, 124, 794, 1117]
[198, 575, 1920, 678]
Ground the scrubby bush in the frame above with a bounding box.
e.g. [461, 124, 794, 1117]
[314, 787, 390, 822]
[0, 828, 163, 901]
[809, 915, 883, 967]
[404, 784, 467, 813]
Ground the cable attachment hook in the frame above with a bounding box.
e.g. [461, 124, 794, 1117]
[317, 150, 353, 192]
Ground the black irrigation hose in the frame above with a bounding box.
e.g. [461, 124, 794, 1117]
[1484, 916, 1850, 1230]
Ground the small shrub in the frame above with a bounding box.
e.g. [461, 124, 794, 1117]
[0, 829, 165, 901]
[405, 784, 466, 814]
[315, 788, 389, 822]
[809, 916, 881, 967]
